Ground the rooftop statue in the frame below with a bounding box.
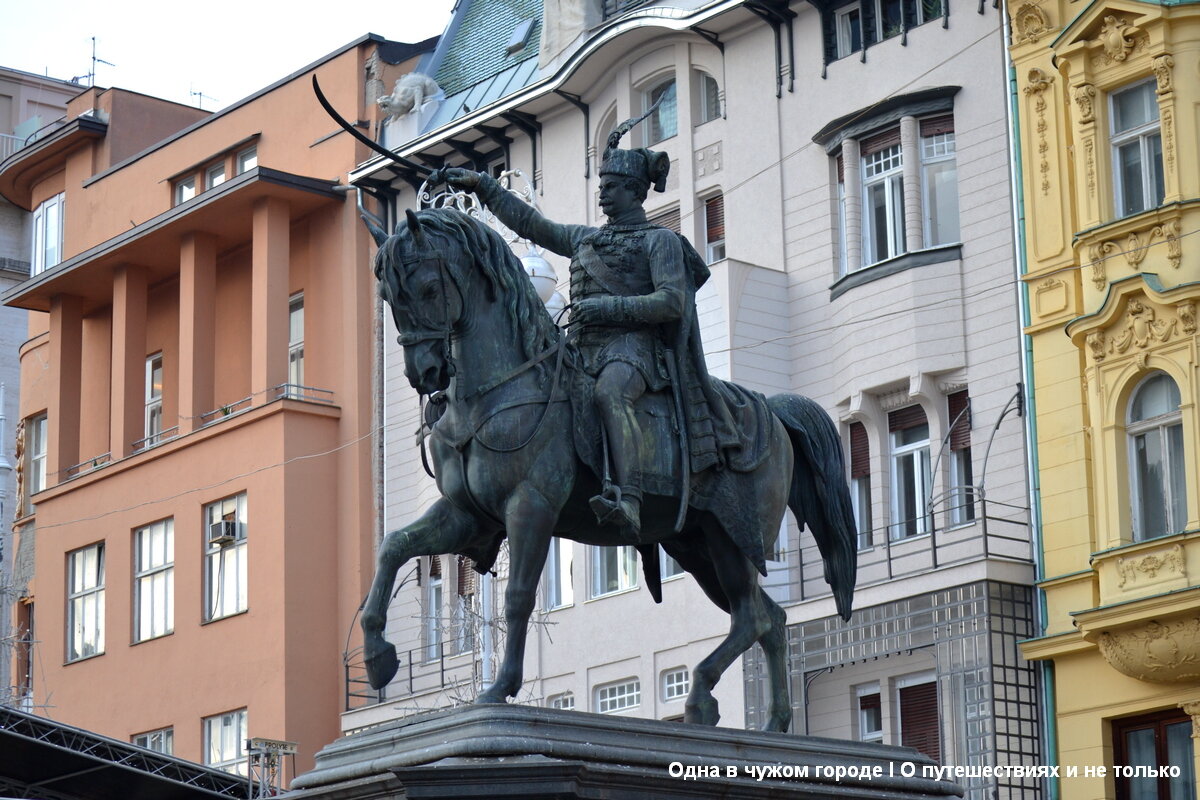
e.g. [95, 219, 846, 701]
[316, 78, 857, 731]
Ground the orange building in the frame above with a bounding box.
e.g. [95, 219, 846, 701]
[0, 34, 433, 777]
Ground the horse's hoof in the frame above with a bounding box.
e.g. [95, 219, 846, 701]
[684, 696, 720, 726]
[475, 688, 507, 705]
[364, 643, 399, 690]
[763, 713, 792, 733]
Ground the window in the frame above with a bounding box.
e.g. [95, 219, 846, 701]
[204, 493, 248, 621]
[947, 390, 975, 526]
[287, 293, 304, 393]
[67, 543, 104, 661]
[1111, 81, 1164, 218]
[543, 538, 574, 609]
[921, 117, 959, 246]
[649, 205, 681, 234]
[591, 545, 638, 597]
[145, 353, 163, 445]
[1113, 710, 1196, 800]
[835, 5, 863, 58]
[1128, 373, 1186, 541]
[696, 71, 721, 124]
[425, 556, 443, 661]
[454, 555, 476, 653]
[644, 79, 677, 145]
[876, 0, 904, 40]
[595, 678, 640, 713]
[175, 176, 196, 205]
[236, 146, 257, 174]
[549, 692, 575, 710]
[660, 550, 685, 578]
[133, 727, 174, 755]
[26, 412, 48, 510]
[848, 422, 872, 548]
[862, 132, 905, 265]
[203, 709, 248, 776]
[915, 0, 943, 24]
[897, 678, 939, 762]
[661, 667, 689, 701]
[703, 194, 726, 264]
[767, 517, 787, 564]
[134, 519, 174, 641]
[31, 192, 65, 276]
[890, 406, 931, 539]
[15, 602, 33, 707]
[857, 684, 883, 742]
[206, 162, 226, 190]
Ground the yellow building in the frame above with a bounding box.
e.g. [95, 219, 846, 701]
[1009, 1, 1200, 798]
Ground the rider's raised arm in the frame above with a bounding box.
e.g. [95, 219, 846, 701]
[473, 173, 591, 258]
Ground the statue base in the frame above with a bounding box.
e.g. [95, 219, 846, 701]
[289, 705, 962, 799]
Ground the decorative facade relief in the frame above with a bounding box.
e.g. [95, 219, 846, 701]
[1152, 54, 1175, 94]
[1087, 331, 1107, 362]
[1073, 84, 1097, 123]
[1110, 298, 1177, 353]
[1116, 544, 1186, 590]
[1177, 301, 1195, 334]
[1014, 3, 1053, 43]
[1180, 701, 1200, 738]
[1097, 617, 1200, 683]
[1035, 277, 1068, 317]
[1086, 220, 1182, 290]
[694, 142, 723, 177]
[1085, 137, 1096, 198]
[1089, 240, 1118, 290]
[1162, 107, 1176, 181]
[1095, 16, 1140, 63]
[1024, 69, 1055, 196]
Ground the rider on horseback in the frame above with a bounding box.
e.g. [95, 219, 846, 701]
[441, 110, 738, 542]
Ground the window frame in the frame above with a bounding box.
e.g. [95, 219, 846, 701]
[590, 545, 638, 598]
[549, 692, 575, 710]
[236, 146, 258, 174]
[889, 409, 932, 540]
[703, 193, 726, 264]
[26, 412, 48, 506]
[203, 493, 248, 622]
[287, 292, 305, 394]
[835, 4, 863, 58]
[695, 71, 721, 125]
[895, 673, 940, 762]
[595, 678, 641, 713]
[920, 120, 959, 247]
[661, 667, 689, 702]
[856, 683, 883, 743]
[206, 162, 227, 191]
[132, 727, 174, 755]
[66, 543, 105, 662]
[1112, 709, 1196, 800]
[1127, 372, 1186, 541]
[134, 518, 174, 642]
[861, 142, 906, 265]
[145, 352, 164, 445]
[643, 77, 678, 146]
[1109, 80, 1164, 219]
[31, 192, 65, 276]
[849, 421, 872, 549]
[174, 176, 197, 206]
[202, 708, 248, 776]
[543, 538, 574, 609]
[425, 556, 443, 662]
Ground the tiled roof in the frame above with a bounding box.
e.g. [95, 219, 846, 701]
[434, 0, 543, 97]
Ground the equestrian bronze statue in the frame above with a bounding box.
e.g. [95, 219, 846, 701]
[318, 79, 857, 732]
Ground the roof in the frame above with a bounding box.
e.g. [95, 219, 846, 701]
[433, 0, 543, 97]
[0, 706, 248, 800]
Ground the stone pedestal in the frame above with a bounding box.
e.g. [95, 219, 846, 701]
[289, 705, 962, 800]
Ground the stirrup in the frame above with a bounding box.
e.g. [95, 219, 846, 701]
[590, 486, 642, 542]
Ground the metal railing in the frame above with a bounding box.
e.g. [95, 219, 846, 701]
[63, 451, 111, 478]
[273, 383, 335, 404]
[132, 426, 179, 452]
[199, 397, 255, 426]
[344, 640, 479, 712]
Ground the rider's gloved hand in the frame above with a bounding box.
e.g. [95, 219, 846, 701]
[572, 297, 619, 324]
[438, 167, 482, 191]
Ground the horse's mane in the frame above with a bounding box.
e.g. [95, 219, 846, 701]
[374, 207, 561, 367]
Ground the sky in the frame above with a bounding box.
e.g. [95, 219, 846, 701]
[1, 0, 457, 111]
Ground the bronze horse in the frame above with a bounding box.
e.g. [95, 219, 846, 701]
[361, 207, 856, 731]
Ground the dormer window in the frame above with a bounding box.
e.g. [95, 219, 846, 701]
[506, 19, 534, 54]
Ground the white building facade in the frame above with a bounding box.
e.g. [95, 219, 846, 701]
[347, 3, 1039, 797]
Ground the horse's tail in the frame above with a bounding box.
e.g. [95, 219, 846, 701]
[767, 394, 857, 621]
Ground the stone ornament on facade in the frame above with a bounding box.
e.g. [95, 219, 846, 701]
[1177, 301, 1195, 334]
[1089, 240, 1118, 290]
[1096, 15, 1139, 62]
[1097, 617, 1200, 683]
[1110, 298, 1177, 353]
[1085, 137, 1097, 198]
[1013, 3, 1053, 43]
[1180, 700, 1200, 738]
[1023, 68, 1055, 195]
[1116, 544, 1185, 589]
[1073, 84, 1097, 123]
[1161, 106, 1176, 183]
[1035, 277, 1069, 318]
[1086, 331, 1107, 362]
[1152, 54, 1174, 94]
[695, 142, 723, 177]
[1086, 220, 1182, 290]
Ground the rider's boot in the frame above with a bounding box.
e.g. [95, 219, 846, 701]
[589, 484, 642, 543]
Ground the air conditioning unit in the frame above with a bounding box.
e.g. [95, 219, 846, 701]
[208, 520, 238, 546]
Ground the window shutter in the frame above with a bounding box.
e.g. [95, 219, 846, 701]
[416, 559, 423, 586]
[649, 206, 681, 234]
[457, 555, 475, 597]
[888, 404, 928, 433]
[861, 127, 901, 155]
[836, 153, 844, 183]
[859, 691, 880, 713]
[947, 390, 970, 451]
[428, 555, 442, 579]
[899, 682, 941, 762]
[920, 115, 954, 137]
[705, 195, 725, 242]
[850, 422, 870, 479]
[821, 8, 838, 65]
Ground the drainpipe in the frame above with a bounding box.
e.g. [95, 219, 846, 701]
[1004, 25, 1058, 800]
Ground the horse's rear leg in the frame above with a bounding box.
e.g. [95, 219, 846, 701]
[476, 485, 556, 705]
[758, 590, 791, 732]
[362, 498, 479, 690]
[685, 526, 773, 727]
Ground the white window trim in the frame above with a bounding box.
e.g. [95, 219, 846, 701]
[133, 727, 174, 754]
[852, 474, 872, 549]
[695, 70, 722, 125]
[204, 493, 248, 621]
[549, 691, 575, 710]
[27, 413, 48, 499]
[643, 78, 677, 146]
[595, 678, 641, 713]
[145, 353, 164, 445]
[134, 518, 174, 642]
[835, 4, 862, 58]
[543, 538, 574, 609]
[206, 162, 227, 190]
[237, 146, 258, 174]
[287, 292, 305, 395]
[920, 130, 959, 247]
[856, 682, 884, 743]
[890, 425, 932, 540]
[1127, 373, 1186, 541]
[589, 545, 638, 598]
[203, 709, 248, 776]
[661, 667, 689, 701]
[861, 144, 905, 265]
[67, 543, 105, 661]
[31, 192, 65, 276]
[1110, 80, 1163, 219]
[175, 176, 196, 205]
[948, 447, 975, 527]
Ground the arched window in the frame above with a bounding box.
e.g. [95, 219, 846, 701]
[595, 106, 617, 171]
[695, 70, 721, 124]
[1128, 372, 1186, 540]
[644, 78, 677, 145]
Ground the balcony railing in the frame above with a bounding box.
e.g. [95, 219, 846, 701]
[133, 426, 179, 452]
[344, 640, 480, 712]
[1, 115, 70, 162]
[63, 452, 111, 478]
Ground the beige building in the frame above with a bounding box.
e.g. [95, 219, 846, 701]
[346, 2, 1038, 797]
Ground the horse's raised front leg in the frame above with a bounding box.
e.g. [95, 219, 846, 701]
[476, 485, 555, 705]
[362, 498, 479, 690]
